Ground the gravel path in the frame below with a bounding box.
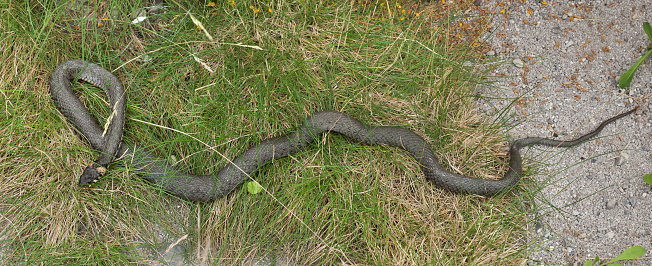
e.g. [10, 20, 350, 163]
[478, 0, 651, 265]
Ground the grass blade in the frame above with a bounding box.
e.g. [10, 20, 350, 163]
[618, 49, 652, 88]
[643, 22, 652, 43]
[605, 246, 646, 264]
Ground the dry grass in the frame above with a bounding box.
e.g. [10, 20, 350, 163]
[0, 0, 532, 265]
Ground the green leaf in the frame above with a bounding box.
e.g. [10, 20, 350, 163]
[643, 22, 652, 43]
[644, 174, 652, 186]
[585, 256, 599, 266]
[618, 49, 652, 88]
[246, 181, 263, 194]
[605, 246, 646, 264]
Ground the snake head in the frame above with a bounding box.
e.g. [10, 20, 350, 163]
[78, 163, 107, 187]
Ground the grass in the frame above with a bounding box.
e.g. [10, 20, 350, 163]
[1, 0, 531, 264]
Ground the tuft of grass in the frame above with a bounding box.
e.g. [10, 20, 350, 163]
[1, 0, 530, 264]
[618, 21, 652, 89]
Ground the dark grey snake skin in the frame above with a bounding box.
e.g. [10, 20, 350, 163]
[49, 60, 637, 201]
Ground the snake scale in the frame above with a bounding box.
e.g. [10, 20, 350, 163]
[49, 60, 637, 201]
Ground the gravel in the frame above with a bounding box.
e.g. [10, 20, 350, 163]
[478, 0, 651, 265]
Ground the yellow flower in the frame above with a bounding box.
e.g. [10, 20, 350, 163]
[268, 8, 272, 12]
[230, 0, 234, 5]
[207, 2, 215, 7]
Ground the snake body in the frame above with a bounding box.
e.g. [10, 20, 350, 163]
[50, 60, 636, 201]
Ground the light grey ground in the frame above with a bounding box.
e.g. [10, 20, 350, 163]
[479, 0, 651, 265]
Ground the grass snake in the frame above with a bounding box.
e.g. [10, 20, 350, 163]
[49, 60, 637, 201]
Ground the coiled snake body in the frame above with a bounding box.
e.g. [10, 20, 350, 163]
[50, 60, 636, 201]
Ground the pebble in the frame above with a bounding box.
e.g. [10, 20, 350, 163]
[605, 232, 615, 238]
[615, 152, 627, 166]
[486, 50, 495, 56]
[606, 199, 617, 209]
[628, 197, 636, 208]
[513, 58, 524, 68]
[156, 243, 187, 266]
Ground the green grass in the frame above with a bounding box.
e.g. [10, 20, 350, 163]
[1, 0, 531, 264]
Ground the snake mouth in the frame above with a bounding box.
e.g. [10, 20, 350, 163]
[78, 163, 105, 187]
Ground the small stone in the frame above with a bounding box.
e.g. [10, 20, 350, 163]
[565, 40, 574, 47]
[615, 152, 628, 166]
[579, 233, 587, 239]
[629, 197, 636, 207]
[572, 210, 580, 216]
[605, 232, 615, 238]
[513, 58, 524, 68]
[606, 199, 617, 209]
[156, 243, 187, 266]
[486, 50, 495, 56]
